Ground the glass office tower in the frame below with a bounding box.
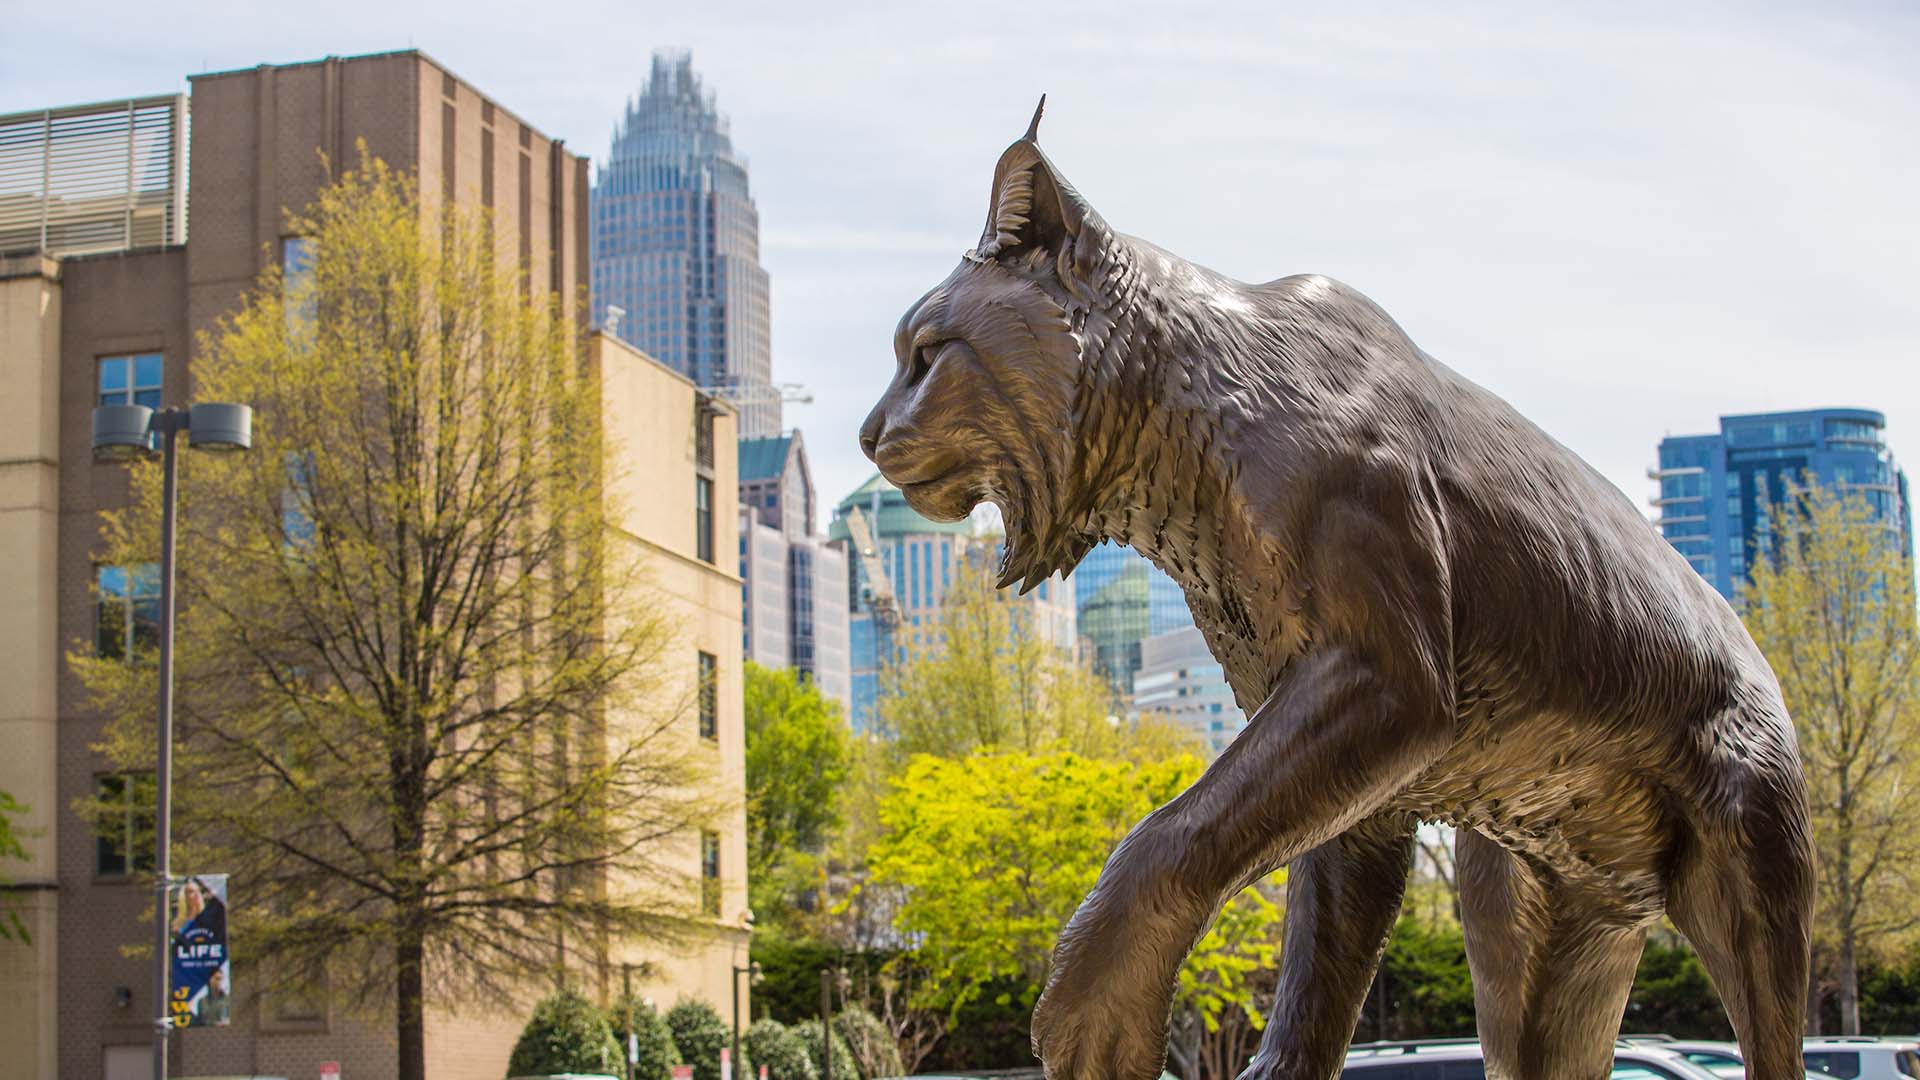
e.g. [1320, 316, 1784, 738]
[592, 50, 778, 436]
[1652, 408, 1912, 599]
[1071, 542, 1193, 698]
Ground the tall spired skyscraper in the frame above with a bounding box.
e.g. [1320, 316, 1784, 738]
[593, 51, 778, 436]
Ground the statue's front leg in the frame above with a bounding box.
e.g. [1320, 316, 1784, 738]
[1248, 814, 1416, 1080]
[1031, 643, 1451, 1080]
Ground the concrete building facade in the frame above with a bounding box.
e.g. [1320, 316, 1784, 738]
[0, 50, 748, 1080]
[1134, 625, 1248, 756]
[735, 432, 851, 715]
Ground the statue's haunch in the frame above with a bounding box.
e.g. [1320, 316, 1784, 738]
[859, 102, 1813, 1080]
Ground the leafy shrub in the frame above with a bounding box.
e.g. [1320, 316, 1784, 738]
[668, 997, 750, 1080]
[746, 1018, 816, 1080]
[833, 1005, 903, 1080]
[606, 996, 683, 1080]
[793, 1018, 857, 1080]
[507, 988, 623, 1079]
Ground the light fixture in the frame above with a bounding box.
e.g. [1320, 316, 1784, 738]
[187, 403, 253, 452]
[91, 405, 157, 461]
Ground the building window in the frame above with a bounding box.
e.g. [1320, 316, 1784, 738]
[282, 452, 316, 549]
[695, 476, 714, 563]
[282, 237, 317, 325]
[697, 651, 718, 740]
[694, 401, 715, 470]
[700, 830, 721, 916]
[94, 773, 155, 878]
[96, 564, 160, 660]
[98, 353, 162, 409]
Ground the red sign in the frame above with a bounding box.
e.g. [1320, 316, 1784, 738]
[320, 1064, 341, 1080]
[673, 1067, 694, 1080]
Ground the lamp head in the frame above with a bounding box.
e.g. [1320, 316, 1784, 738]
[187, 403, 253, 452]
[91, 405, 156, 462]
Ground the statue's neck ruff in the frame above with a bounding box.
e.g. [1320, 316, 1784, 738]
[1027, 232, 1288, 627]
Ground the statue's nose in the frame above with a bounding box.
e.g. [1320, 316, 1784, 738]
[858, 406, 885, 462]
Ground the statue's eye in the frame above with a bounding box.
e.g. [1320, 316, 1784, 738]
[908, 344, 937, 385]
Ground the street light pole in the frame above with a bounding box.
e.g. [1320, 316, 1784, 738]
[820, 969, 833, 1080]
[92, 401, 251, 1080]
[623, 963, 635, 1080]
[151, 409, 182, 1080]
[731, 961, 761, 1080]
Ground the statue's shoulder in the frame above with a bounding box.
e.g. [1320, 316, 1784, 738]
[1255, 273, 1387, 318]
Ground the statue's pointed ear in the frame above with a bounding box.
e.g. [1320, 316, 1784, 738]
[971, 141, 1100, 265]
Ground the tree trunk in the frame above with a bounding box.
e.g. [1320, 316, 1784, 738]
[1165, 1011, 1199, 1080]
[1837, 814, 1860, 1036]
[1807, 954, 1825, 1036]
[397, 924, 426, 1080]
[1839, 929, 1861, 1035]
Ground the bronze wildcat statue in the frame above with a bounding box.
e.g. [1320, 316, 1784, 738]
[859, 100, 1814, 1080]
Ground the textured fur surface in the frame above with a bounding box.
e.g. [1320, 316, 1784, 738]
[858, 111, 1814, 1080]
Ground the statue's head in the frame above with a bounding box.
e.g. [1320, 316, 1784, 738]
[859, 98, 1113, 590]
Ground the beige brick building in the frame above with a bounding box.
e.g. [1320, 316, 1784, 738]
[0, 50, 750, 1080]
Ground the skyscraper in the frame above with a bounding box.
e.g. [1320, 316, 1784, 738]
[1070, 542, 1193, 698]
[1652, 408, 1913, 599]
[592, 51, 778, 436]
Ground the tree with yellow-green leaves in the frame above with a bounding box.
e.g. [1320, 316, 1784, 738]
[808, 550, 1201, 950]
[1739, 479, 1920, 1035]
[70, 152, 721, 1080]
[745, 660, 853, 927]
[868, 749, 1282, 1078]
[0, 790, 29, 943]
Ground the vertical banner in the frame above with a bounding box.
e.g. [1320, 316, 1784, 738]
[169, 874, 230, 1027]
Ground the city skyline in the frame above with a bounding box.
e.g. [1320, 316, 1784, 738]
[3, 4, 1915, 538]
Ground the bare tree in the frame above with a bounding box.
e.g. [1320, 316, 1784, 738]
[869, 962, 945, 1075]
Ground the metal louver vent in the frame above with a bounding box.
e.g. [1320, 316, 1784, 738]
[0, 93, 187, 257]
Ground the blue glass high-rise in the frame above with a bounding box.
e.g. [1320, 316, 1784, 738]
[592, 51, 778, 437]
[1652, 408, 1913, 600]
[1070, 542, 1193, 697]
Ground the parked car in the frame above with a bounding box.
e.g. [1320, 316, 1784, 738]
[1650, 1040, 1746, 1074]
[1341, 1039, 1725, 1080]
[1617, 1034, 1920, 1080]
[1620, 1035, 1744, 1071]
[1802, 1037, 1920, 1080]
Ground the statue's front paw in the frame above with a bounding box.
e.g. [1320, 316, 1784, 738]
[1031, 973, 1171, 1080]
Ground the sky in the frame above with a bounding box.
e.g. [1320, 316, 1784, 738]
[5, 1, 1917, 534]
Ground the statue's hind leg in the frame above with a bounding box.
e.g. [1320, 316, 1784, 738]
[1667, 773, 1813, 1080]
[1240, 812, 1415, 1080]
[1457, 828, 1645, 1080]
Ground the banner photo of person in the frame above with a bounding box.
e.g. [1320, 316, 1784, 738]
[169, 874, 230, 1027]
